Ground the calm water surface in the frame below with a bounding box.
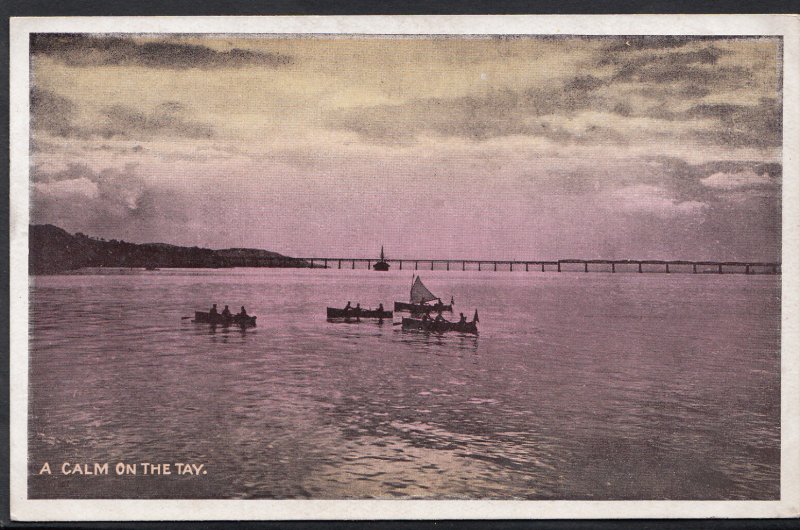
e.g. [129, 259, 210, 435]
[29, 269, 780, 499]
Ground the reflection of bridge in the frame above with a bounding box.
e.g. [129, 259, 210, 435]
[290, 258, 781, 275]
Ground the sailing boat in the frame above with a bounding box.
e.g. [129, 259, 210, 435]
[394, 275, 454, 313]
[373, 246, 390, 271]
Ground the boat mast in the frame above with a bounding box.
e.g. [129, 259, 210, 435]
[380, 245, 385, 261]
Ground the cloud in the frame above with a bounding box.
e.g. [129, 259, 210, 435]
[603, 36, 717, 52]
[30, 34, 293, 69]
[701, 170, 774, 190]
[609, 184, 708, 218]
[327, 75, 623, 144]
[30, 88, 76, 136]
[31, 163, 191, 236]
[326, 37, 780, 151]
[101, 102, 214, 139]
[30, 89, 215, 140]
[33, 177, 99, 199]
[686, 98, 781, 148]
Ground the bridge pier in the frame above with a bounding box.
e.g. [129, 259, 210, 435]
[525, 263, 529, 272]
[462, 261, 466, 271]
[494, 262, 497, 271]
[338, 259, 342, 269]
[692, 263, 697, 273]
[612, 263, 615, 273]
[446, 262, 450, 271]
[310, 259, 314, 268]
[431, 261, 434, 270]
[352, 260, 355, 269]
[510, 262, 513, 272]
[478, 263, 481, 271]
[638, 262, 642, 273]
[557, 262, 561, 272]
[665, 263, 670, 273]
[584, 262, 588, 273]
[399, 260, 403, 270]
[415, 261, 418, 270]
[745, 264, 750, 274]
[718, 264, 723, 274]
[323, 259, 327, 268]
[541, 262, 545, 272]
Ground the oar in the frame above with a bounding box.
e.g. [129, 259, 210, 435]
[181, 316, 193, 319]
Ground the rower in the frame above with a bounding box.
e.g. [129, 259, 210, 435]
[355, 303, 361, 313]
[209, 304, 218, 317]
[239, 306, 248, 317]
[459, 312, 466, 324]
[344, 301, 352, 311]
[221, 305, 232, 318]
[378, 303, 384, 312]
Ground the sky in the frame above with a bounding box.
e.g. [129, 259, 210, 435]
[29, 34, 782, 260]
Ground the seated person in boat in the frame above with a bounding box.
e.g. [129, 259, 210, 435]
[344, 301, 352, 312]
[459, 313, 466, 324]
[355, 303, 361, 312]
[239, 306, 248, 317]
[378, 303, 384, 312]
[434, 312, 445, 323]
[209, 304, 219, 317]
[221, 305, 232, 318]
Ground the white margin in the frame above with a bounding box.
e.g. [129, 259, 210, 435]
[8, 14, 800, 521]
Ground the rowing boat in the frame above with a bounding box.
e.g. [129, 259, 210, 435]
[326, 307, 392, 319]
[192, 311, 257, 327]
[401, 310, 479, 335]
[394, 301, 452, 313]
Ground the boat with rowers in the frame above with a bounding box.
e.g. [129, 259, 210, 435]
[394, 276, 453, 313]
[327, 303, 392, 319]
[402, 309, 479, 335]
[193, 304, 257, 327]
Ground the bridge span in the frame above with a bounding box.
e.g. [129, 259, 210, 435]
[283, 258, 781, 275]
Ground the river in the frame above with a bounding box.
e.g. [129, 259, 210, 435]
[28, 268, 780, 499]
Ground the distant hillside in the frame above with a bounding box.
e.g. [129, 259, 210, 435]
[29, 224, 313, 274]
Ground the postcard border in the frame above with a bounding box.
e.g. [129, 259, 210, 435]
[9, 14, 800, 521]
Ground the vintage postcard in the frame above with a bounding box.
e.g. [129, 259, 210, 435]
[8, 15, 800, 520]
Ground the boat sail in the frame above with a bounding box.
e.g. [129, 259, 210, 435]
[410, 276, 438, 304]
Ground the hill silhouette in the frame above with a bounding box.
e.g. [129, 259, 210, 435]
[29, 224, 313, 274]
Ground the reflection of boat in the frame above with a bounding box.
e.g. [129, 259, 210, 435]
[327, 307, 392, 319]
[373, 246, 390, 271]
[145, 265, 159, 271]
[394, 276, 453, 313]
[402, 310, 479, 335]
[192, 311, 256, 327]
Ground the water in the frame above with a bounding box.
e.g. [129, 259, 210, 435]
[28, 269, 780, 499]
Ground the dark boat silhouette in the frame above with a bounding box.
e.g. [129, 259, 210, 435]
[192, 311, 256, 327]
[327, 306, 392, 319]
[373, 246, 390, 271]
[402, 309, 479, 335]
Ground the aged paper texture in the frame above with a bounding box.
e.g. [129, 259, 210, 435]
[8, 14, 800, 520]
